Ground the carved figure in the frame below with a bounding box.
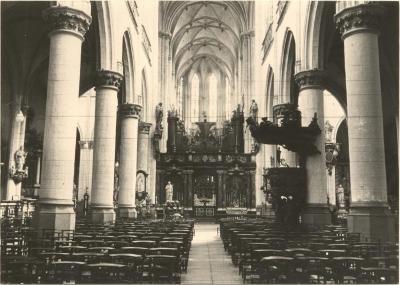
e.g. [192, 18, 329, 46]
[9, 147, 29, 184]
[337, 184, 345, 208]
[15, 148, 27, 171]
[136, 174, 145, 193]
[165, 181, 174, 202]
[250, 99, 258, 121]
[156, 102, 163, 123]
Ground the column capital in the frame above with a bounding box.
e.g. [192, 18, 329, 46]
[79, 140, 93, 149]
[240, 30, 255, 40]
[139, 122, 152, 134]
[294, 69, 326, 91]
[183, 170, 194, 175]
[335, 4, 385, 39]
[42, 6, 92, 40]
[95, 70, 123, 90]
[159, 31, 172, 39]
[119, 103, 142, 119]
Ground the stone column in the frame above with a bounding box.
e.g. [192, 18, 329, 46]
[335, 4, 395, 241]
[216, 170, 224, 209]
[295, 69, 330, 225]
[247, 170, 256, 210]
[117, 103, 142, 219]
[32, 149, 42, 197]
[186, 170, 194, 214]
[156, 170, 162, 205]
[90, 70, 123, 224]
[158, 32, 171, 153]
[138, 122, 151, 201]
[34, 150, 42, 188]
[77, 140, 93, 201]
[35, 5, 91, 233]
[138, 122, 151, 171]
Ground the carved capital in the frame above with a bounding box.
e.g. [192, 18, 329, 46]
[294, 69, 326, 91]
[95, 70, 123, 90]
[139, 122, 152, 134]
[79, 140, 93, 149]
[43, 6, 92, 40]
[335, 4, 385, 39]
[119, 103, 142, 118]
[158, 31, 172, 39]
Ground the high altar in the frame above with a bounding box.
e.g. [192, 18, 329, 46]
[154, 107, 256, 218]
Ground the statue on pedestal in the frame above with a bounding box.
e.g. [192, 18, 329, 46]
[165, 181, 174, 202]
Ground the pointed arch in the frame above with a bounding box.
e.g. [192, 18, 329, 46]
[122, 30, 135, 103]
[93, 1, 114, 70]
[140, 68, 148, 121]
[265, 65, 274, 120]
[280, 29, 297, 105]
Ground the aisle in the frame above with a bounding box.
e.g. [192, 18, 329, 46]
[181, 223, 243, 285]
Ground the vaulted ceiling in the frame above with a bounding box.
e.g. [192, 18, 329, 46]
[160, 1, 253, 81]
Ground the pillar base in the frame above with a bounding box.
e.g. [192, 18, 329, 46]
[118, 206, 137, 219]
[301, 203, 331, 226]
[348, 202, 396, 242]
[34, 203, 75, 237]
[90, 206, 115, 224]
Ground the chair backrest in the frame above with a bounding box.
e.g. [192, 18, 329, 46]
[120, 246, 148, 256]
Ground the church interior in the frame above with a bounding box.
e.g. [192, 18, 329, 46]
[1, 0, 398, 284]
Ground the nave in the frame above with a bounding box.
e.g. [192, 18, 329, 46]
[2, 214, 399, 284]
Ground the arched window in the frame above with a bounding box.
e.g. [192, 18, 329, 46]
[208, 73, 218, 122]
[225, 77, 230, 120]
[191, 74, 200, 122]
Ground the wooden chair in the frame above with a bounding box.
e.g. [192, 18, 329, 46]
[358, 267, 398, 284]
[258, 256, 295, 284]
[146, 254, 181, 284]
[109, 253, 143, 282]
[295, 256, 331, 283]
[331, 256, 364, 283]
[82, 262, 127, 284]
[46, 261, 86, 283]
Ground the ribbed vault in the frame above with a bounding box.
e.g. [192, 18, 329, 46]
[160, 1, 251, 80]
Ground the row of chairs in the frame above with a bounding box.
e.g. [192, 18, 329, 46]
[220, 218, 398, 284]
[1, 218, 195, 284]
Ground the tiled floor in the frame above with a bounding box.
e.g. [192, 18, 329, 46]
[181, 222, 243, 285]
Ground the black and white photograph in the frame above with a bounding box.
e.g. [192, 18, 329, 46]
[1, 0, 398, 284]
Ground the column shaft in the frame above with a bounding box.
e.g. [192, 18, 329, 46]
[90, 70, 123, 224]
[335, 4, 395, 241]
[295, 70, 330, 225]
[117, 104, 142, 219]
[35, 6, 91, 234]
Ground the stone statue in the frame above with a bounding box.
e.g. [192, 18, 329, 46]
[250, 99, 258, 121]
[337, 184, 345, 208]
[15, 147, 27, 171]
[156, 103, 163, 126]
[9, 147, 28, 184]
[136, 173, 145, 193]
[165, 181, 174, 202]
[276, 146, 281, 166]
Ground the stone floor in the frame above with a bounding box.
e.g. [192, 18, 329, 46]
[181, 222, 243, 285]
